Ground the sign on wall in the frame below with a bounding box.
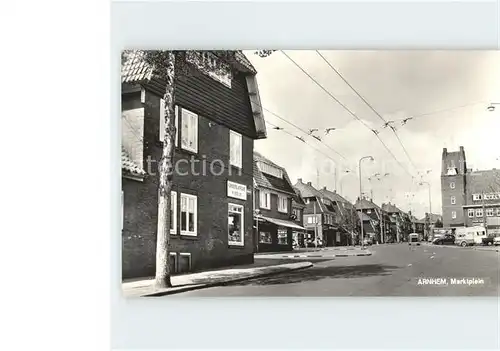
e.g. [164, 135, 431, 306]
[227, 181, 247, 200]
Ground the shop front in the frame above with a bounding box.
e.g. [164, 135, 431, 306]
[255, 215, 306, 252]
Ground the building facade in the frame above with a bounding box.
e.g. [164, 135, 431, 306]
[291, 188, 307, 247]
[441, 146, 500, 235]
[253, 152, 305, 252]
[294, 179, 339, 247]
[441, 147, 467, 227]
[121, 50, 267, 279]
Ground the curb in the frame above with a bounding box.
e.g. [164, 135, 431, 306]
[279, 254, 336, 258]
[424, 244, 499, 252]
[142, 262, 314, 297]
[335, 252, 372, 257]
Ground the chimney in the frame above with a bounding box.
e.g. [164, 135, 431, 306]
[333, 190, 336, 194]
[297, 178, 302, 183]
[307, 181, 312, 186]
[323, 186, 327, 190]
[443, 148, 447, 154]
[459, 146, 464, 152]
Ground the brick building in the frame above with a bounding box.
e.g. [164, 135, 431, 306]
[319, 187, 358, 246]
[440, 147, 467, 227]
[294, 179, 338, 247]
[121, 51, 267, 279]
[253, 152, 305, 252]
[441, 146, 500, 235]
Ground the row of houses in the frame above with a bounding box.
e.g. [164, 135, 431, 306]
[120, 50, 441, 279]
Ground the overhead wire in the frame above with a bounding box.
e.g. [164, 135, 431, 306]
[279, 50, 415, 179]
[315, 50, 418, 172]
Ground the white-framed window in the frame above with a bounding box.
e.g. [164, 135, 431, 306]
[304, 198, 310, 204]
[181, 108, 198, 153]
[451, 211, 456, 219]
[228, 203, 244, 246]
[307, 216, 313, 224]
[180, 193, 197, 236]
[259, 231, 272, 244]
[450, 196, 456, 205]
[159, 99, 178, 146]
[476, 208, 483, 218]
[170, 191, 177, 234]
[229, 130, 242, 168]
[293, 208, 301, 219]
[450, 182, 455, 189]
[486, 208, 494, 217]
[278, 195, 288, 213]
[259, 190, 271, 209]
[277, 227, 288, 245]
[468, 209, 474, 218]
[473, 194, 482, 201]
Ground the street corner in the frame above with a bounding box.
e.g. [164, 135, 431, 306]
[138, 261, 314, 297]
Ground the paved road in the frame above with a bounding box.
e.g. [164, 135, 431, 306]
[179, 244, 499, 296]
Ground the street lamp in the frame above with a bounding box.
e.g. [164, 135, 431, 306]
[419, 181, 432, 240]
[487, 102, 500, 112]
[359, 156, 374, 248]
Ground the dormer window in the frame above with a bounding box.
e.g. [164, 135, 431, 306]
[446, 167, 457, 176]
[257, 162, 283, 178]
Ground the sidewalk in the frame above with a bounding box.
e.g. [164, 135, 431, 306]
[422, 243, 499, 252]
[254, 248, 372, 259]
[122, 260, 313, 298]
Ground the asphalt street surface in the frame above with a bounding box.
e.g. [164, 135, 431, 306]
[178, 244, 500, 296]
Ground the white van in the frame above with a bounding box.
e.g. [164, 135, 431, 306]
[408, 233, 420, 246]
[454, 226, 487, 247]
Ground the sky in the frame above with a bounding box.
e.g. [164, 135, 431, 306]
[244, 50, 500, 219]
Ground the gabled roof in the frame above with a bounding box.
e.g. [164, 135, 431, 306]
[382, 202, 403, 214]
[121, 147, 146, 176]
[121, 50, 256, 84]
[294, 180, 324, 199]
[292, 187, 306, 207]
[253, 152, 295, 195]
[319, 187, 354, 207]
[355, 197, 381, 211]
[121, 50, 266, 140]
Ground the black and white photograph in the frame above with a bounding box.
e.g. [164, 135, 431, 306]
[121, 50, 500, 297]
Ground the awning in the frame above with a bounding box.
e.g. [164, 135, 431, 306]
[257, 215, 306, 230]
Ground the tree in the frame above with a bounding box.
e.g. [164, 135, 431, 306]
[123, 50, 239, 289]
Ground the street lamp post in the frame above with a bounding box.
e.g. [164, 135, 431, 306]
[359, 156, 374, 248]
[419, 181, 432, 239]
[368, 172, 390, 243]
[487, 102, 500, 112]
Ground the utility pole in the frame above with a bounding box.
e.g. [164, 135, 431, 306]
[380, 211, 384, 244]
[482, 192, 488, 235]
[314, 201, 318, 248]
[359, 156, 374, 248]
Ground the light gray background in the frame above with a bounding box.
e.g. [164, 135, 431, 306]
[112, 1, 500, 349]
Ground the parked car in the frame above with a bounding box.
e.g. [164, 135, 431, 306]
[481, 235, 495, 246]
[493, 234, 500, 246]
[363, 237, 373, 246]
[432, 234, 455, 245]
